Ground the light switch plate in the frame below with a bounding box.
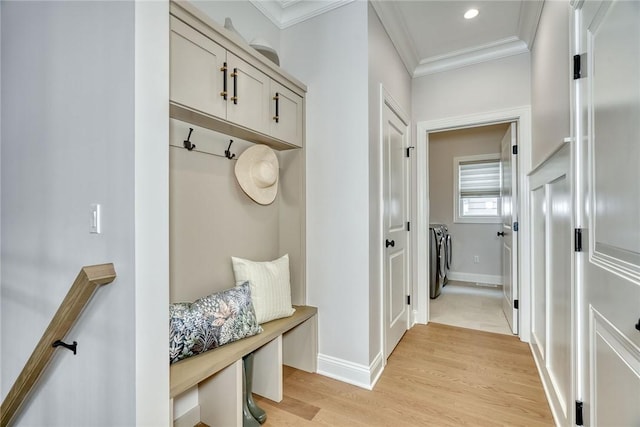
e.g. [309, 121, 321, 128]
[90, 203, 101, 234]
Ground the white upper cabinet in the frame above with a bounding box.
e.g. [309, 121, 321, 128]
[169, 3, 306, 150]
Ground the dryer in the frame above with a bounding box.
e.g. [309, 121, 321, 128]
[442, 226, 451, 287]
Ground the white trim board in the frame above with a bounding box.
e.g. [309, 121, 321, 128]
[447, 272, 502, 286]
[317, 352, 384, 390]
[416, 106, 532, 344]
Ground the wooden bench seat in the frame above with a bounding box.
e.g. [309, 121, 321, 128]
[170, 305, 317, 398]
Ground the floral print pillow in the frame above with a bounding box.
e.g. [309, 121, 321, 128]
[169, 281, 262, 364]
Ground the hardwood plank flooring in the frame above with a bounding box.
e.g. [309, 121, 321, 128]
[254, 323, 553, 426]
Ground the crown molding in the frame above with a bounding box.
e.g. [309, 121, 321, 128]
[370, 0, 419, 76]
[250, 0, 354, 29]
[517, 0, 544, 50]
[414, 37, 529, 77]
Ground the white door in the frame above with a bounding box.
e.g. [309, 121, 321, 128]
[500, 123, 518, 334]
[383, 99, 410, 360]
[576, 1, 640, 425]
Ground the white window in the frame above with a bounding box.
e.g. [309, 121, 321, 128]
[453, 154, 501, 223]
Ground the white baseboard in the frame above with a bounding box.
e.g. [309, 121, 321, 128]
[529, 343, 562, 427]
[448, 271, 502, 286]
[317, 352, 384, 390]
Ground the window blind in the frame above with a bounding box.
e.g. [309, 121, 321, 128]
[459, 159, 500, 197]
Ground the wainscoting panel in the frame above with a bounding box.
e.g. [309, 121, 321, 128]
[528, 142, 574, 426]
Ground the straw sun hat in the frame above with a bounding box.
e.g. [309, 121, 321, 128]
[234, 145, 279, 205]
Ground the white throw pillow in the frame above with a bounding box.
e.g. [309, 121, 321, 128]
[231, 254, 296, 324]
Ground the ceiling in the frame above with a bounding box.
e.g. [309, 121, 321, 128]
[249, 0, 544, 77]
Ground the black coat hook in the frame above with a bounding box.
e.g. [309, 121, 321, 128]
[52, 340, 77, 355]
[184, 128, 196, 151]
[225, 140, 236, 159]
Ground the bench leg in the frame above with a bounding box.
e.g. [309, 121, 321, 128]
[243, 353, 267, 424]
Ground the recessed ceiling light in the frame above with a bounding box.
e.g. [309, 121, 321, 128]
[464, 8, 479, 19]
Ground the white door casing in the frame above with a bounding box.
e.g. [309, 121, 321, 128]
[382, 92, 410, 360]
[416, 106, 532, 342]
[500, 123, 519, 334]
[575, 1, 640, 425]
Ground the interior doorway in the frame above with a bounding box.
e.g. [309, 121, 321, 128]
[414, 106, 532, 342]
[426, 123, 514, 335]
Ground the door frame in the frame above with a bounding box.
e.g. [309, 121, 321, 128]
[379, 85, 411, 366]
[415, 106, 532, 342]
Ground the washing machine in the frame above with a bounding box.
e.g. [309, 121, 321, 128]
[429, 224, 446, 299]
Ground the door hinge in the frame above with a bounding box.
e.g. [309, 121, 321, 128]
[575, 400, 584, 425]
[514, 299, 519, 309]
[575, 228, 583, 252]
[406, 295, 411, 305]
[512, 145, 518, 155]
[513, 221, 518, 232]
[574, 54, 582, 80]
[406, 221, 411, 231]
[406, 146, 415, 157]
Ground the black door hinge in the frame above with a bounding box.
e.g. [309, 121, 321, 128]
[513, 221, 518, 232]
[514, 299, 519, 309]
[406, 146, 415, 157]
[407, 221, 411, 231]
[512, 145, 518, 155]
[576, 400, 584, 425]
[574, 54, 582, 80]
[575, 228, 583, 252]
[406, 295, 411, 305]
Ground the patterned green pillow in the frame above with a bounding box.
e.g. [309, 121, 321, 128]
[169, 281, 262, 364]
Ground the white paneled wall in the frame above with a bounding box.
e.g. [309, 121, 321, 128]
[528, 142, 574, 426]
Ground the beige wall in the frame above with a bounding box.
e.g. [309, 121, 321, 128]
[531, 1, 572, 167]
[169, 119, 304, 305]
[429, 124, 509, 279]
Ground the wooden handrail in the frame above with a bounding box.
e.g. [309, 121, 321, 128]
[1, 263, 116, 427]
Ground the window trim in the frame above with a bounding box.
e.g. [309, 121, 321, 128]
[453, 153, 502, 224]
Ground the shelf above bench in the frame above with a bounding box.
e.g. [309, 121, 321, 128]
[170, 305, 317, 398]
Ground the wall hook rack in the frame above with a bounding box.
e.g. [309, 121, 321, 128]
[52, 340, 77, 355]
[184, 128, 196, 151]
[225, 140, 236, 159]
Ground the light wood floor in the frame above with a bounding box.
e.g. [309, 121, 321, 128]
[254, 323, 553, 426]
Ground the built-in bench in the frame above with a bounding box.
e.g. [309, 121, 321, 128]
[170, 305, 317, 427]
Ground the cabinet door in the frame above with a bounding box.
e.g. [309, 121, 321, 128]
[270, 81, 304, 147]
[170, 17, 227, 119]
[226, 53, 270, 134]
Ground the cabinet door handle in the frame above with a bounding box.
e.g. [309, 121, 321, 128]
[220, 62, 228, 100]
[230, 68, 238, 104]
[273, 92, 279, 123]
[385, 239, 395, 248]
[497, 231, 505, 237]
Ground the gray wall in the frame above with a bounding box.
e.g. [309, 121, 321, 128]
[412, 53, 531, 124]
[429, 124, 508, 279]
[281, 1, 371, 370]
[1, 2, 136, 425]
[368, 3, 412, 365]
[531, 1, 572, 167]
